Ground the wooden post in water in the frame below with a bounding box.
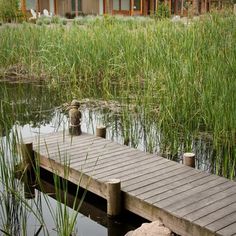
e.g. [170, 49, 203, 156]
[96, 126, 106, 138]
[21, 142, 36, 199]
[107, 179, 121, 217]
[69, 100, 82, 136]
[183, 152, 195, 168]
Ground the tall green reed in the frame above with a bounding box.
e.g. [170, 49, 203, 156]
[0, 13, 235, 178]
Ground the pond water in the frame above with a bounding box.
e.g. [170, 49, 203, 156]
[0, 81, 215, 235]
[0, 81, 147, 236]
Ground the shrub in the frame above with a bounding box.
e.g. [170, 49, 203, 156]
[44, 18, 51, 25]
[36, 19, 43, 25]
[51, 15, 61, 24]
[0, 0, 19, 22]
[61, 18, 67, 25]
[151, 3, 170, 20]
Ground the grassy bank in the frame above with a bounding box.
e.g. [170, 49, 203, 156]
[0, 14, 235, 178]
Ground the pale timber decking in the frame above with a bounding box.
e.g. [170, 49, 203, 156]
[23, 131, 236, 236]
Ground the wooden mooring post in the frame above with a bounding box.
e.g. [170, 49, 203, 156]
[96, 126, 106, 138]
[107, 179, 121, 217]
[21, 142, 36, 199]
[69, 100, 82, 136]
[183, 152, 195, 168]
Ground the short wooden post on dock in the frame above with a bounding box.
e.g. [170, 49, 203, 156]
[183, 152, 195, 168]
[21, 142, 36, 199]
[107, 179, 121, 217]
[69, 100, 82, 136]
[96, 126, 106, 138]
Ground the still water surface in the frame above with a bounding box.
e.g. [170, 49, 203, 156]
[0, 81, 147, 236]
[0, 81, 217, 235]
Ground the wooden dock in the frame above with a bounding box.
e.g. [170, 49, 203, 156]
[23, 131, 236, 236]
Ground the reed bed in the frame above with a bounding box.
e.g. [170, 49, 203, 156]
[0, 83, 86, 235]
[0, 13, 235, 178]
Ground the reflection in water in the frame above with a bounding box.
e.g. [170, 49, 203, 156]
[0, 81, 220, 235]
[0, 81, 146, 236]
[34, 169, 144, 236]
[0, 81, 216, 172]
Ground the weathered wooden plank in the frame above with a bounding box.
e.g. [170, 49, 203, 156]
[88, 155, 163, 178]
[80, 151, 145, 173]
[97, 158, 177, 182]
[28, 132, 92, 146]
[39, 154, 107, 199]
[121, 161, 179, 187]
[124, 193, 215, 236]
[124, 166, 196, 193]
[70, 148, 140, 169]
[151, 176, 227, 207]
[37, 142, 118, 165]
[58, 143, 129, 164]
[93, 157, 166, 180]
[216, 222, 236, 236]
[133, 171, 210, 199]
[69, 151, 144, 177]
[41, 139, 133, 164]
[36, 136, 110, 157]
[206, 211, 236, 232]
[189, 199, 236, 225]
[171, 184, 236, 216]
[50, 142, 127, 165]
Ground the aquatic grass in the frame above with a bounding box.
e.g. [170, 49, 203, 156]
[0, 130, 48, 236]
[0, 13, 235, 178]
[0, 83, 89, 235]
[41, 136, 90, 236]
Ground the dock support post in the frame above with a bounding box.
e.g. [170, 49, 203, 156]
[21, 142, 36, 199]
[183, 152, 195, 168]
[107, 179, 121, 217]
[96, 126, 106, 139]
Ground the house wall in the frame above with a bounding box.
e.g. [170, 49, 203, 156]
[49, 0, 55, 13]
[39, 0, 50, 13]
[26, 0, 37, 10]
[149, 0, 154, 12]
[56, 0, 70, 16]
[82, 0, 99, 14]
[105, 0, 114, 14]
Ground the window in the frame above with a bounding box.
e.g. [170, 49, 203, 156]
[133, 0, 141, 10]
[113, 0, 130, 11]
[26, 0, 36, 10]
[71, 0, 82, 12]
[113, 0, 119, 10]
[121, 0, 130, 10]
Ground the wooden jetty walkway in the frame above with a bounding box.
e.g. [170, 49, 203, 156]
[22, 131, 236, 236]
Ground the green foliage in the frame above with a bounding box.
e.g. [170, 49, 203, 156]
[51, 15, 61, 24]
[152, 3, 170, 20]
[0, 13, 235, 178]
[0, 0, 19, 22]
[61, 18, 67, 25]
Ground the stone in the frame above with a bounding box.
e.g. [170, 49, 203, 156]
[125, 220, 172, 236]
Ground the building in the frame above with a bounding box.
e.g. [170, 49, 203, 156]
[20, 0, 213, 18]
